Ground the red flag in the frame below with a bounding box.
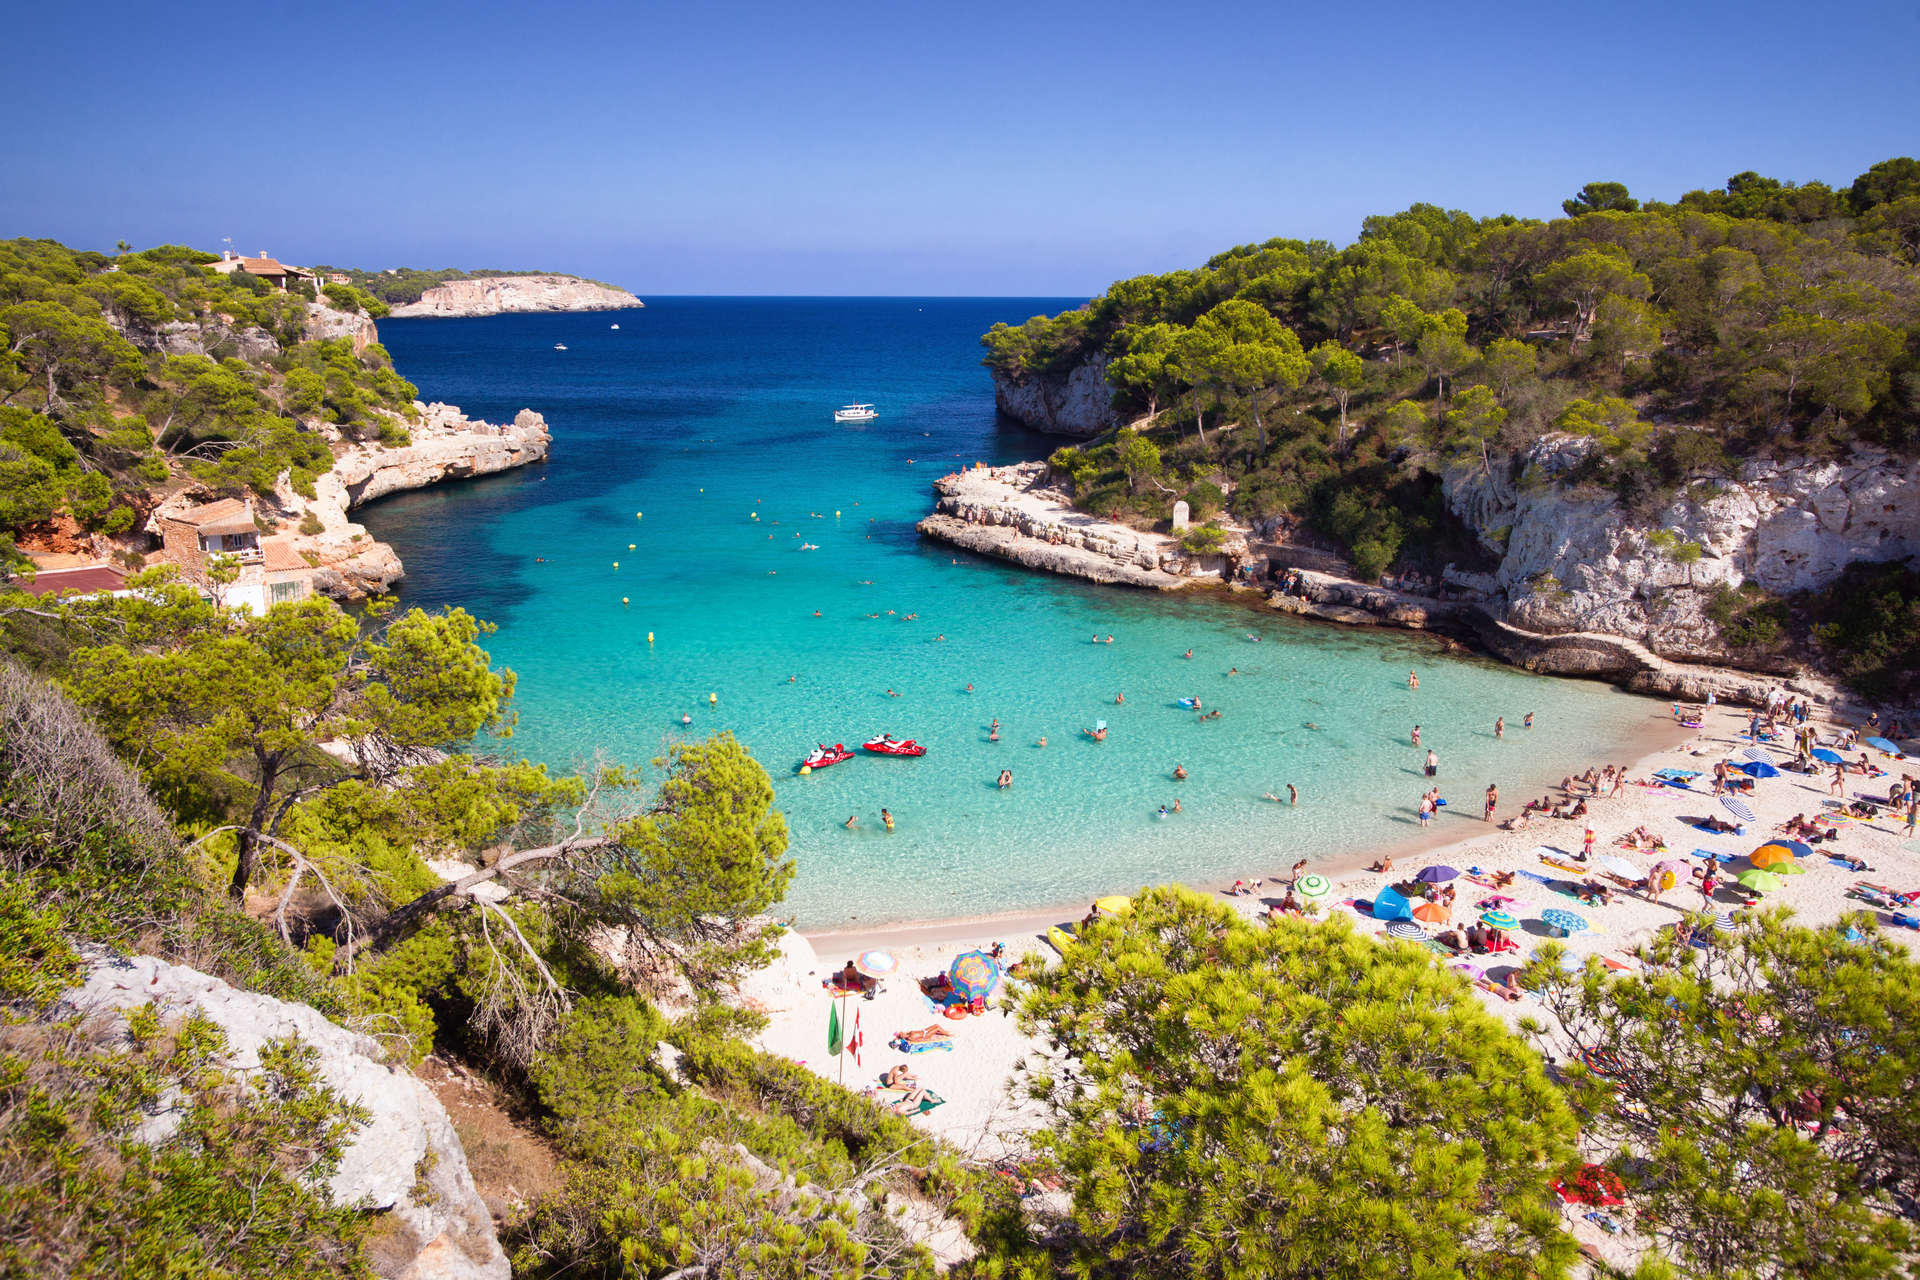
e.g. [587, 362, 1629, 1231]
[850, 1007, 864, 1067]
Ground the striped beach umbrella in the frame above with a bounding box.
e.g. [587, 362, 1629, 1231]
[855, 950, 897, 979]
[1721, 796, 1757, 825]
[1541, 908, 1590, 936]
[1649, 859, 1689, 892]
[1479, 908, 1520, 931]
[1741, 747, 1772, 763]
[947, 950, 1001, 999]
[1736, 869, 1783, 893]
[1811, 747, 1844, 764]
[1385, 920, 1428, 941]
[1295, 873, 1332, 899]
[1713, 912, 1739, 932]
[1748, 844, 1796, 868]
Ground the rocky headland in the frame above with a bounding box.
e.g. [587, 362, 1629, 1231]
[989, 351, 1120, 437]
[389, 275, 642, 318]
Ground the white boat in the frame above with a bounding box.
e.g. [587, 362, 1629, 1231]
[610, 323, 620, 329]
[554, 343, 568, 350]
[833, 403, 878, 423]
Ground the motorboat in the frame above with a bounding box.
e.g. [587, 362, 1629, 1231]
[833, 403, 878, 423]
[553, 343, 568, 350]
[802, 743, 854, 769]
[863, 735, 925, 757]
[610, 323, 620, 329]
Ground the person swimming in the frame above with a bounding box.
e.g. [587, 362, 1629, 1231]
[1184, 648, 1194, 659]
[1085, 726, 1107, 741]
[997, 769, 1012, 789]
[844, 814, 858, 828]
[1173, 764, 1188, 780]
[1115, 693, 1124, 704]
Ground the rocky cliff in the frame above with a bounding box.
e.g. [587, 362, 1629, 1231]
[290, 402, 552, 597]
[1442, 436, 1920, 662]
[60, 952, 509, 1280]
[389, 276, 642, 318]
[989, 352, 1121, 438]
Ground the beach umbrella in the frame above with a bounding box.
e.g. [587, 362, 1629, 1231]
[1541, 908, 1590, 936]
[1385, 920, 1427, 941]
[1748, 844, 1796, 868]
[1721, 796, 1757, 825]
[1415, 865, 1459, 883]
[1740, 747, 1772, 763]
[946, 950, 1001, 1000]
[1575, 1047, 1624, 1079]
[1412, 901, 1450, 923]
[1713, 912, 1739, 932]
[1598, 856, 1642, 880]
[855, 950, 896, 979]
[1769, 860, 1807, 875]
[1480, 908, 1520, 931]
[1095, 894, 1133, 915]
[1774, 839, 1815, 859]
[1865, 736, 1902, 755]
[1811, 747, 1844, 765]
[1739, 760, 1781, 778]
[1451, 961, 1485, 980]
[1296, 873, 1332, 899]
[1736, 869, 1783, 893]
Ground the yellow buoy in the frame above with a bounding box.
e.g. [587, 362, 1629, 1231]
[636, 512, 643, 519]
[708, 692, 717, 704]
[799, 765, 811, 775]
[834, 510, 840, 517]
[628, 543, 635, 550]
[647, 631, 654, 643]
[612, 561, 619, 569]
[621, 596, 629, 605]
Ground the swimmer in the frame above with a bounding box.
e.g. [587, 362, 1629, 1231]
[886, 688, 899, 697]
[1246, 633, 1262, 642]
[1228, 667, 1239, 676]
[1157, 805, 1170, 818]
[966, 683, 974, 692]
[1085, 726, 1107, 741]
[881, 808, 894, 832]
[813, 610, 822, 617]
[1203, 710, 1221, 719]
[991, 718, 999, 730]
[1287, 783, 1298, 805]
[1172, 798, 1182, 813]
[788, 675, 797, 683]
[681, 713, 692, 725]
[989, 727, 1000, 741]
[1115, 693, 1125, 704]
[997, 770, 1012, 789]
[935, 634, 946, 641]
[1036, 736, 1047, 748]
[1265, 792, 1283, 802]
[1106, 634, 1114, 644]
[844, 815, 858, 829]
[1173, 764, 1188, 781]
[1184, 648, 1194, 659]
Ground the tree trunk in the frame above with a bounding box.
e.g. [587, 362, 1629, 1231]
[230, 757, 279, 898]
[1252, 400, 1267, 453]
[1337, 394, 1350, 449]
[1193, 393, 1209, 447]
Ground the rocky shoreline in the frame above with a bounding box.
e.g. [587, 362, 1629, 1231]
[918, 462, 1854, 711]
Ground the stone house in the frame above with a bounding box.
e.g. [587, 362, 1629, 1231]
[207, 251, 316, 292]
[148, 496, 314, 613]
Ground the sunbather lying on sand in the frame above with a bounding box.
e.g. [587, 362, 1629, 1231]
[894, 1025, 953, 1044]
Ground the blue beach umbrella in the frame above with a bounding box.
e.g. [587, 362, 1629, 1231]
[1540, 908, 1590, 936]
[1811, 747, 1844, 765]
[1739, 760, 1781, 778]
[1415, 865, 1460, 883]
[1774, 839, 1815, 859]
[1720, 796, 1757, 825]
[947, 950, 1001, 1000]
[1865, 736, 1902, 755]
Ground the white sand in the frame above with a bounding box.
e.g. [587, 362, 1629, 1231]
[754, 703, 1919, 1181]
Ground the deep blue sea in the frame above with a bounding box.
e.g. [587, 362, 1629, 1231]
[367, 299, 1664, 927]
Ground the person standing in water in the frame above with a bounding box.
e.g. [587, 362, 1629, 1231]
[1287, 783, 1298, 805]
[1425, 749, 1439, 777]
[882, 808, 895, 831]
[1411, 725, 1421, 747]
[1484, 783, 1499, 822]
[1495, 716, 1505, 740]
[1408, 670, 1419, 690]
[997, 770, 1012, 789]
[1523, 711, 1535, 730]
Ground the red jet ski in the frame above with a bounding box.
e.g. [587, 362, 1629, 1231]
[863, 735, 926, 757]
[802, 743, 854, 769]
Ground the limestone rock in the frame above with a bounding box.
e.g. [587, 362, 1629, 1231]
[144, 319, 281, 361]
[732, 926, 818, 1014]
[989, 353, 1120, 438]
[307, 301, 380, 355]
[389, 276, 642, 318]
[58, 953, 509, 1280]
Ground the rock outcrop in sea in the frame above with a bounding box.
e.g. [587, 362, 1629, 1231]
[389, 275, 642, 318]
[988, 352, 1120, 437]
[59, 952, 509, 1280]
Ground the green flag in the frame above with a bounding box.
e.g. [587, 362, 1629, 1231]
[827, 998, 843, 1056]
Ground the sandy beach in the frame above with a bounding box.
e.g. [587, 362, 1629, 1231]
[754, 701, 1920, 1186]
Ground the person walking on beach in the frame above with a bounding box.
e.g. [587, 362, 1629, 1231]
[1484, 783, 1499, 822]
[1906, 798, 1918, 838]
[1700, 867, 1719, 908]
[1830, 763, 1846, 797]
[1291, 858, 1308, 884]
[1582, 826, 1596, 861]
[1425, 749, 1439, 778]
[1495, 716, 1505, 740]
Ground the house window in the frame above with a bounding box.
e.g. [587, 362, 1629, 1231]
[268, 580, 307, 605]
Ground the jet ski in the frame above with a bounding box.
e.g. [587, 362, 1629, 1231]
[863, 735, 926, 757]
[802, 743, 854, 769]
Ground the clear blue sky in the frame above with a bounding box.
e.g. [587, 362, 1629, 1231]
[3, 0, 1914, 295]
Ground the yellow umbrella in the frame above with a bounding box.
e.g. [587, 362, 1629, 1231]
[1095, 895, 1134, 915]
[1749, 844, 1796, 869]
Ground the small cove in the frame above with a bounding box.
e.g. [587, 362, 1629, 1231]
[365, 298, 1669, 927]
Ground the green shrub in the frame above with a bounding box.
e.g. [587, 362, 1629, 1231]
[299, 511, 326, 536]
[1351, 538, 1395, 581]
[1807, 560, 1920, 700]
[1184, 479, 1225, 518]
[1178, 522, 1227, 555]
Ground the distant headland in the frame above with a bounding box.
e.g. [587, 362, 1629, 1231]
[315, 264, 643, 318]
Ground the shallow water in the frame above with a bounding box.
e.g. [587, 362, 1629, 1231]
[367, 299, 1665, 926]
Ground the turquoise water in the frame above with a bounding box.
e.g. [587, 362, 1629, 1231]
[367, 300, 1663, 927]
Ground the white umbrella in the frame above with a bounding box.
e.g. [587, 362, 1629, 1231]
[1597, 855, 1642, 880]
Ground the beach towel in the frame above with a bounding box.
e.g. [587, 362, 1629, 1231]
[890, 1037, 954, 1054]
[1516, 869, 1588, 902]
[1654, 768, 1702, 781]
[870, 1086, 947, 1115]
[1688, 848, 1735, 863]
